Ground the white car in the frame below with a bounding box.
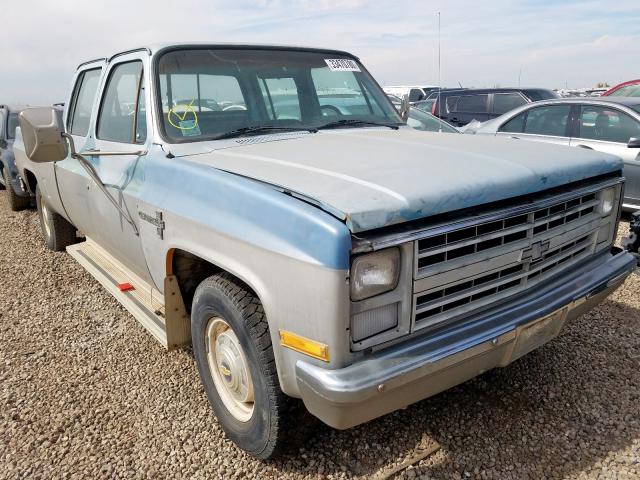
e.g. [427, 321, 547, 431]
[382, 85, 438, 103]
[470, 97, 640, 210]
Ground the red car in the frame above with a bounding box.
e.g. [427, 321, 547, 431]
[603, 79, 640, 96]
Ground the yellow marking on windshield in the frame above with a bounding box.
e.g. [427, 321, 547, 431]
[168, 99, 199, 130]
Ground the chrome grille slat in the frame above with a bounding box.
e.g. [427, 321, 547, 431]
[417, 222, 531, 257]
[415, 191, 599, 275]
[415, 232, 594, 315]
[412, 186, 609, 331]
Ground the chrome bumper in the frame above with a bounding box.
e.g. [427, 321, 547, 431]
[296, 249, 636, 429]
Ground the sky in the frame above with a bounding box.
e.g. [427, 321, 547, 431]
[1, 0, 638, 104]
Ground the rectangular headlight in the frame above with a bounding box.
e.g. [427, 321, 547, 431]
[351, 248, 400, 301]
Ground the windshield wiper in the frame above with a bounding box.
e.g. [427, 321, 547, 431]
[213, 125, 318, 140]
[316, 119, 401, 130]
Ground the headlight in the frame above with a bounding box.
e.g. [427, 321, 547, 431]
[351, 248, 400, 301]
[600, 187, 616, 215]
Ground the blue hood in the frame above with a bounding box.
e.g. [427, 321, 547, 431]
[185, 128, 622, 233]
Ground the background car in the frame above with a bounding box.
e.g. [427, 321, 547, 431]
[602, 79, 640, 97]
[469, 97, 640, 210]
[430, 87, 559, 127]
[383, 85, 439, 103]
[0, 105, 32, 211]
[387, 95, 458, 133]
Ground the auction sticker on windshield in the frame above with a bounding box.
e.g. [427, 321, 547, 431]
[325, 59, 361, 72]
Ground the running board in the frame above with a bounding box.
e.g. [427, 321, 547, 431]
[67, 239, 190, 349]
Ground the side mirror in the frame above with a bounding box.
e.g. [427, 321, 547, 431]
[627, 137, 640, 148]
[399, 95, 410, 122]
[18, 107, 68, 162]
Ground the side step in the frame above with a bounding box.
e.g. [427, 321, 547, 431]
[67, 238, 190, 349]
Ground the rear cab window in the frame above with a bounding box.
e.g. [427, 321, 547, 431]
[68, 68, 102, 137]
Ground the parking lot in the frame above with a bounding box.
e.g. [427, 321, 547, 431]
[0, 193, 637, 480]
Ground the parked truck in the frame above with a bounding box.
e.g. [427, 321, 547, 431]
[13, 43, 639, 459]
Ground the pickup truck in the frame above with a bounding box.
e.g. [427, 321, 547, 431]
[14, 43, 639, 459]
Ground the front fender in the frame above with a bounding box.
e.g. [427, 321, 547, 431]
[137, 150, 353, 396]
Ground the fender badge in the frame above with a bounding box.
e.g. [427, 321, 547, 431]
[139, 210, 165, 239]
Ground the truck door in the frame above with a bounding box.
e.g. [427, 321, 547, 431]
[85, 55, 152, 283]
[56, 66, 104, 232]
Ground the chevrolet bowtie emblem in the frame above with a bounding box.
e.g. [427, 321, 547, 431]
[525, 240, 551, 261]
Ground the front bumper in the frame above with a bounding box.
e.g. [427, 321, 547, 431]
[296, 249, 636, 429]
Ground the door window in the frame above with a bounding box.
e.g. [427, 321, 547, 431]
[454, 94, 489, 113]
[493, 93, 527, 114]
[68, 68, 102, 136]
[522, 105, 571, 136]
[97, 61, 146, 144]
[576, 106, 640, 143]
[499, 112, 526, 133]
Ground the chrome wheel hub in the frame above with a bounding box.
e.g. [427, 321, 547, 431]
[206, 317, 254, 422]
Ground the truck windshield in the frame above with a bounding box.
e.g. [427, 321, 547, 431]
[7, 113, 19, 139]
[157, 48, 402, 142]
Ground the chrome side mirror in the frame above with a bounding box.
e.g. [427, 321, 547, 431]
[19, 107, 68, 163]
[399, 95, 410, 122]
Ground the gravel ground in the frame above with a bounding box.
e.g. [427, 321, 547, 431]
[0, 193, 638, 480]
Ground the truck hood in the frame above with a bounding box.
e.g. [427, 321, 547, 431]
[183, 128, 622, 233]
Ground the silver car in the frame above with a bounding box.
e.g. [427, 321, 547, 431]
[470, 97, 640, 210]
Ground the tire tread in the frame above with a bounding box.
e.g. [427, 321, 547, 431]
[194, 272, 301, 459]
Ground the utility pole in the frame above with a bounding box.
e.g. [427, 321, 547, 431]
[437, 11, 442, 132]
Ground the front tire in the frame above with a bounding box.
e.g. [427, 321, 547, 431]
[2, 168, 30, 211]
[36, 185, 77, 251]
[191, 273, 296, 459]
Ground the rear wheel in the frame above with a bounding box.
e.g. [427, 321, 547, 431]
[2, 168, 30, 211]
[191, 273, 298, 459]
[36, 185, 77, 251]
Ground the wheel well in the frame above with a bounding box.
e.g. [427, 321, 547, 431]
[23, 169, 37, 194]
[170, 249, 231, 313]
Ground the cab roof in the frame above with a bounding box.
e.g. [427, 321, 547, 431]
[77, 42, 358, 69]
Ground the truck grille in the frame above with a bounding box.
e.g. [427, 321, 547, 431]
[412, 189, 605, 330]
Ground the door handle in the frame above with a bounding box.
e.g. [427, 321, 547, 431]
[576, 144, 593, 150]
[451, 117, 459, 122]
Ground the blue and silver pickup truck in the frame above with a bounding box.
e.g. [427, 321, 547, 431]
[13, 43, 639, 459]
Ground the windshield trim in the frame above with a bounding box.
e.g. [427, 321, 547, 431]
[152, 45, 396, 145]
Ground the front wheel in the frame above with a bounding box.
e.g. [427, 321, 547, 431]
[191, 273, 297, 459]
[2, 168, 30, 211]
[36, 185, 78, 251]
